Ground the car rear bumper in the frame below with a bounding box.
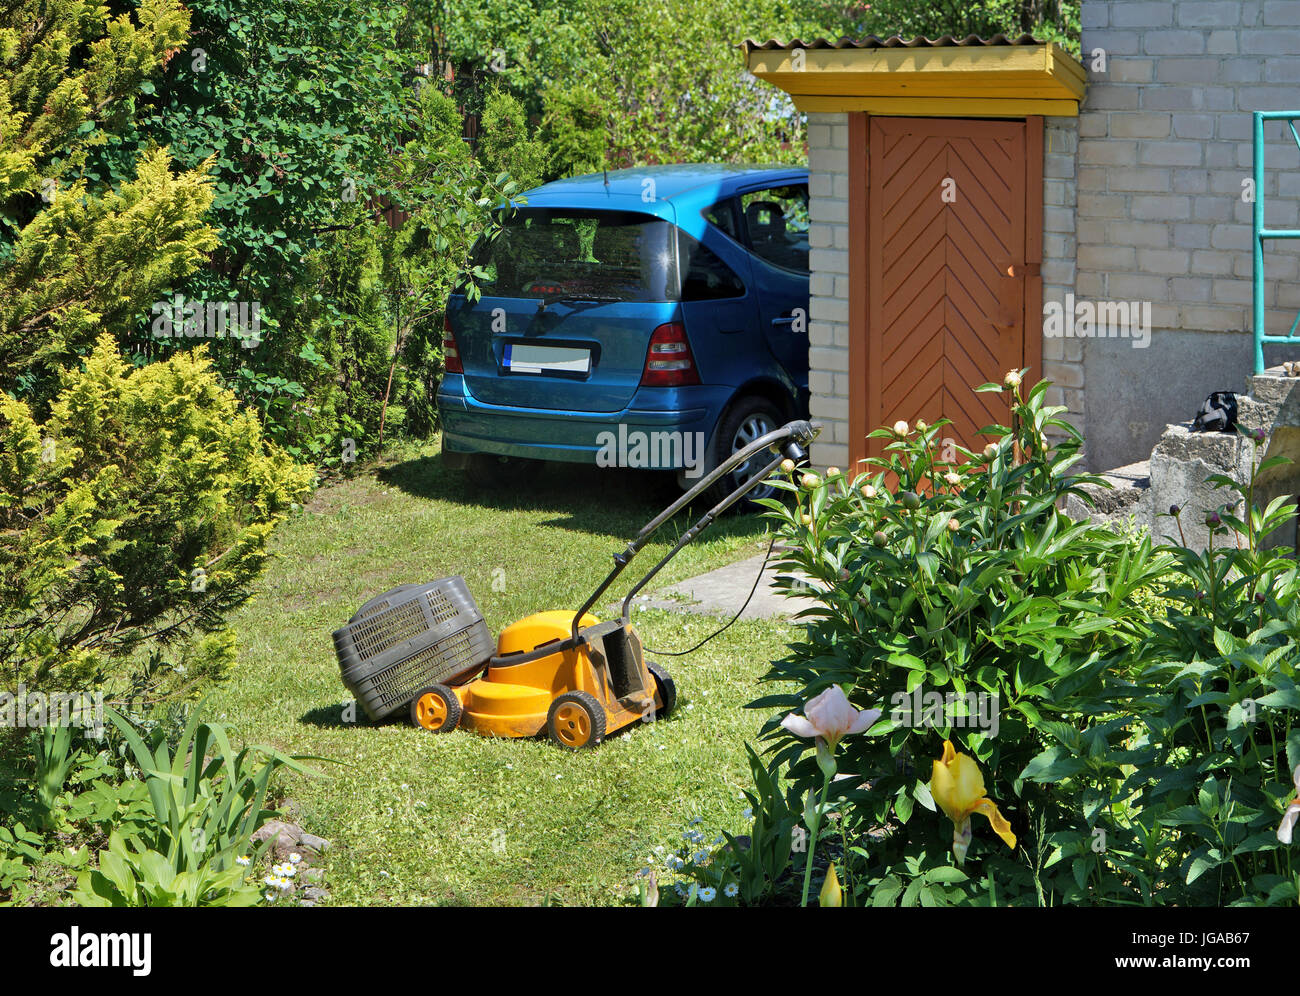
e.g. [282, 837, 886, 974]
[438, 376, 727, 472]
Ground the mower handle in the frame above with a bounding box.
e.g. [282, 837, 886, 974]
[486, 419, 820, 670]
[571, 418, 821, 639]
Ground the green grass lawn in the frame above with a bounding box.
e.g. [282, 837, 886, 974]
[216, 442, 799, 905]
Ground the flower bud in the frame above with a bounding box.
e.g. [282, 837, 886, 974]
[892, 420, 909, 436]
[780, 458, 795, 474]
[1004, 370, 1022, 389]
[899, 491, 921, 511]
[801, 473, 820, 489]
[947, 518, 959, 532]
[872, 530, 887, 547]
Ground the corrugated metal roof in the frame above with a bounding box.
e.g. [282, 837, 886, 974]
[741, 34, 1044, 54]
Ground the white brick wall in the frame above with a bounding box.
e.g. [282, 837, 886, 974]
[806, 111, 852, 470]
[1043, 116, 1086, 443]
[1079, 4, 1295, 326]
[1076, 0, 1300, 466]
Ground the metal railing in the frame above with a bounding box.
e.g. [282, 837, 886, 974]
[1253, 110, 1300, 373]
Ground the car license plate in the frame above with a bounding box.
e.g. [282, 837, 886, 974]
[503, 343, 591, 374]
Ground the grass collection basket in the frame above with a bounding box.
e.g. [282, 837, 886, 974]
[333, 577, 494, 722]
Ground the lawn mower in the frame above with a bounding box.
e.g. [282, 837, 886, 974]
[332, 419, 821, 748]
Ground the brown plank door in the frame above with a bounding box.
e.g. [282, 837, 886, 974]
[860, 116, 1042, 465]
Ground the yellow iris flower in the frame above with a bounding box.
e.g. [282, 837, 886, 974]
[930, 740, 1016, 864]
[819, 862, 842, 907]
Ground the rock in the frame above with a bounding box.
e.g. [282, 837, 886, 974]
[299, 833, 331, 853]
[1067, 368, 1300, 554]
[302, 886, 330, 903]
[251, 819, 301, 844]
[300, 867, 326, 884]
[251, 819, 304, 861]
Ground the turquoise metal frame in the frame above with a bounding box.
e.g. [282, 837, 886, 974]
[1253, 111, 1300, 373]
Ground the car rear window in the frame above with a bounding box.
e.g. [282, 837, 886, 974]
[472, 209, 679, 302]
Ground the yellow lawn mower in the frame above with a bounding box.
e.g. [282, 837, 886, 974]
[332, 420, 820, 748]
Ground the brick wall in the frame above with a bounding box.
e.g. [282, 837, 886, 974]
[807, 111, 852, 470]
[1076, 0, 1300, 469]
[1042, 115, 1086, 444]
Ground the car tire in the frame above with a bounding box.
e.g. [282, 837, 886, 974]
[704, 397, 786, 511]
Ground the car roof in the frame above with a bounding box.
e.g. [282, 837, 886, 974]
[512, 164, 808, 223]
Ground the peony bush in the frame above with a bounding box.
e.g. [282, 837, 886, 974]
[657, 374, 1300, 906]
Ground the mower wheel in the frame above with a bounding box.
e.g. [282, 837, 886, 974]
[546, 690, 606, 749]
[410, 684, 461, 733]
[646, 661, 676, 719]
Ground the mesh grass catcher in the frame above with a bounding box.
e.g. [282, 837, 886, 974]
[333, 578, 493, 722]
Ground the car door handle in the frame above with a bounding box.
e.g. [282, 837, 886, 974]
[720, 327, 745, 335]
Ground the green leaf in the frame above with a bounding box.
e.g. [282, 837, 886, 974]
[1020, 746, 1087, 783]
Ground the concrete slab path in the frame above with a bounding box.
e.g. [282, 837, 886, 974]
[616, 552, 820, 621]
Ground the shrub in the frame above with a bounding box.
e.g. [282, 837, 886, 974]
[702, 375, 1300, 907]
[0, 0, 216, 409]
[476, 86, 547, 192]
[860, 0, 1081, 58]
[0, 335, 314, 697]
[539, 82, 608, 180]
[1052, 445, 1300, 905]
[742, 377, 1171, 905]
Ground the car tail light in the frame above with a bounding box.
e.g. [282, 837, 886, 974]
[640, 322, 700, 387]
[443, 317, 463, 374]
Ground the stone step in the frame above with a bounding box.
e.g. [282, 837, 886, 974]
[1066, 365, 1300, 552]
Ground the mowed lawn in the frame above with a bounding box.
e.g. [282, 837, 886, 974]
[215, 442, 799, 906]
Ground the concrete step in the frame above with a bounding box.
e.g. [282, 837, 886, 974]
[1067, 365, 1300, 552]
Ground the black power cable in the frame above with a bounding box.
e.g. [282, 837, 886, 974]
[643, 532, 780, 657]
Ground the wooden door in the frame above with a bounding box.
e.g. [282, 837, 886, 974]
[862, 116, 1038, 464]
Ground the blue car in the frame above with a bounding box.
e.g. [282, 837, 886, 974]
[438, 164, 810, 501]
